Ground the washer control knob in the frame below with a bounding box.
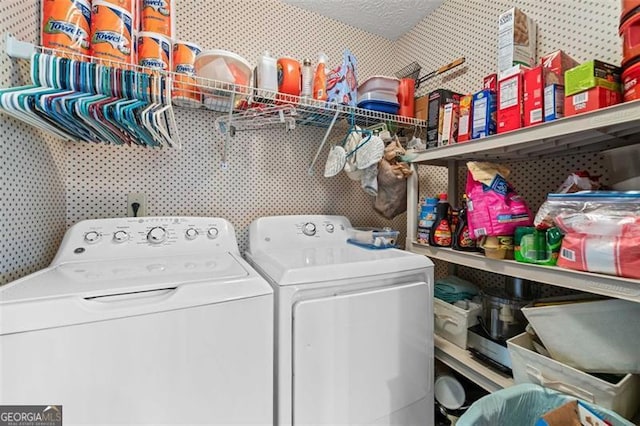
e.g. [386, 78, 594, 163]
[325, 223, 335, 233]
[207, 227, 219, 239]
[147, 227, 167, 244]
[84, 231, 101, 244]
[302, 222, 316, 236]
[185, 228, 199, 240]
[113, 230, 129, 243]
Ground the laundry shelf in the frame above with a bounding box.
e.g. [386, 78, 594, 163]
[406, 100, 640, 166]
[5, 34, 425, 133]
[435, 335, 513, 393]
[409, 242, 640, 303]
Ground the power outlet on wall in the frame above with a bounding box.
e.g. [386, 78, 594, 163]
[127, 193, 148, 217]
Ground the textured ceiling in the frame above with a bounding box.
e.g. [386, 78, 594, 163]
[279, 0, 444, 40]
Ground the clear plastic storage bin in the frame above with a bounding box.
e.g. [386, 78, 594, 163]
[346, 228, 399, 249]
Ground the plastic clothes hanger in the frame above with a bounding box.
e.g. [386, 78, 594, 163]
[0, 53, 79, 140]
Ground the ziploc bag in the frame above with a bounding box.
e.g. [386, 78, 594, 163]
[534, 191, 640, 234]
[534, 191, 640, 278]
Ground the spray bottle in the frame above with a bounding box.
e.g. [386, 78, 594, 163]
[313, 52, 328, 101]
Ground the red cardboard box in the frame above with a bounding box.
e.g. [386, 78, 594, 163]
[540, 50, 579, 86]
[498, 66, 526, 133]
[484, 73, 498, 91]
[458, 94, 473, 142]
[564, 86, 621, 116]
[524, 65, 544, 126]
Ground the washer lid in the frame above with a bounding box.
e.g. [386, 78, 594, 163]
[0, 253, 272, 334]
[246, 245, 432, 286]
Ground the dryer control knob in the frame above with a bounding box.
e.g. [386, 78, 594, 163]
[147, 227, 167, 244]
[302, 222, 316, 236]
[113, 230, 129, 243]
[84, 231, 101, 244]
[207, 227, 219, 239]
[185, 228, 198, 240]
[325, 223, 335, 233]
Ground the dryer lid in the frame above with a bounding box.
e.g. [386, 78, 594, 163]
[246, 245, 432, 286]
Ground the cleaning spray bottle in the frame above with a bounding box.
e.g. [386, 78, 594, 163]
[429, 193, 452, 247]
[313, 52, 328, 101]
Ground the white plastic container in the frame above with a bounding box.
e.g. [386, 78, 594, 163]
[522, 297, 640, 374]
[357, 91, 399, 105]
[507, 332, 640, 420]
[256, 51, 278, 93]
[357, 76, 400, 96]
[434, 297, 481, 349]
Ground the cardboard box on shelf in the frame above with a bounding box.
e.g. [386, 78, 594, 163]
[441, 102, 459, 146]
[544, 84, 564, 121]
[484, 73, 498, 91]
[540, 50, 578, 86]
[498, 65, 526, 133]
[523, 65, 544, 126]
[564, 60, 622, 96]
[458, 94, 473, 142]
[471, 89, 496, 139]
[426, 89, 461, 148]
[415, 95, 428, 121]
[564, 86, 621, 117]
[498, 7, 537, 72]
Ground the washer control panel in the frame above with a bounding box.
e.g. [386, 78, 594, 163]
[56, 217, 237, 264]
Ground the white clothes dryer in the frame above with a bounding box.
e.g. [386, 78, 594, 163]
[245, 215, 435, 426]
[0, 217, 273, 426]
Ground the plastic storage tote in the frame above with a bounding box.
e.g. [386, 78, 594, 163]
[521, 297, 640, 374]
[434, 298, 481, 349]
[456, 384, 634, 426]
[507, 332, 640, 420]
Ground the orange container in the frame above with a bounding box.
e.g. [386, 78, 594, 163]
[172, 41, 203, 108]
[41, 0, 91, 56]
[398, 78, 415, 117]
[620, 8, 640, 66]
[137, 31, 171, 70]
[90, 0, 134, 65]
[141, 0, 173, 38]
[622, 57, 640, 101]
[277, 57, 301, 103]
[621, 0, 640, 22]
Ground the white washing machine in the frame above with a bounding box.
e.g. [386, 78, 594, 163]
[245, 215, 434, 426]
[0, 217, 273, 426]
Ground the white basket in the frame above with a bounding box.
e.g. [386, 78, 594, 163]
[507, 332, 640, 420]
[434, 298, 481, 349]
[522, 297, 640, 374]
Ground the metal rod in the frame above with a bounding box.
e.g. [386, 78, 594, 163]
[308, 109, 340, 176]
